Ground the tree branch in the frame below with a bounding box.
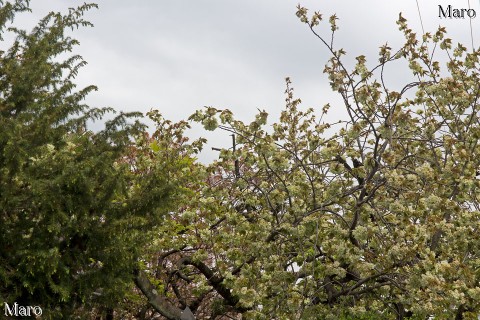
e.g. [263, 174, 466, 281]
[134, 269, 183, 320]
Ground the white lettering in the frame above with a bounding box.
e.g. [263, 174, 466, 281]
[4, 302, 16, 316]
[32, 306, 43, 316]
[18, 305, 29, 316]
[4, 302, 42, 317]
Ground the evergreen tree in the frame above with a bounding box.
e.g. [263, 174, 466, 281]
[0, 2, 198, 318]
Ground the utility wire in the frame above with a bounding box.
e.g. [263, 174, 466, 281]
[468, 0, 475, 50]
[415, 0, 431, 59]
[415, 0, 425, 36]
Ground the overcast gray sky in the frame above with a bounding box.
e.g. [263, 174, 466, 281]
[9, 0, 480, 162]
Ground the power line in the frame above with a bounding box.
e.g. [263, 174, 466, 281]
[468, 0, 475, 50]
[414, 0, 431, 59]
[415, 0, 425, 36]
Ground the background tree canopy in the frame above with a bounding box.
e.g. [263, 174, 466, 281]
[1, 1, 480, 320]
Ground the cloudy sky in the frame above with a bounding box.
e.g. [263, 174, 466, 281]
[9, 0, 480, 162]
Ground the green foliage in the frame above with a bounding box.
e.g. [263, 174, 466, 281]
[0, 2, 200, 318]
